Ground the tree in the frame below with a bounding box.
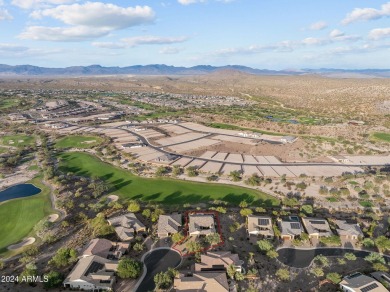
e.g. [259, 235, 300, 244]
[374, 236, 390, 252]
[43, 271, 63, 289]
[300, 205, 313, 215]
[245, 173, 262, 186]
[172, 232, 184, 243]
[186, 241, 202, 253]
[154, 271, 173, 290]
[117, 258, 142, 279]
[234, 271, 245, 281]
[186, 166, 198, 177]
[240, 208, 253, 217]
[311, 267, 324, 277]
[326, 272, 341, 284]
[239, 200, 248, 208]
[133, 243, 144, 252]
[365, 253, 386, 264]
[344, 253, 357, 261]
[205, 233, 221, 245]
[276, 268, 290, 281]
[89, 214, 115, 237]
[142, 209, 151, 219]
[266, 249, 278, 259]
[229, 170, 241, 182]
[20, 263, 38, 282]
[257, 240, 273, 253]
[172, 165, 182, 176]
[372, 262, 389, 272]
[155, 166, 167, 177]
[361, 238, 375, 248]
[49, 248, 77, 268]
[227, 264, 236, 279]
[127, 201, 141, 213]
[314, 255, 329, 267]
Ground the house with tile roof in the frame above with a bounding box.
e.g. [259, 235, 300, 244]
[247, 215, 274, 239]
[174, 272, 229, 292]
[279, 216, 303, 240]
[63, 255, 118, 291]
[107, 213, 146, 241]
[82, 238, 129, 259]
[157, 214, 182, 238]
[195, 251, 243, 273]
[339, 272, 387, 292]
[188, 213, 216, 236]
[301, 217, 333, 239]
[334, 220, 364, 241]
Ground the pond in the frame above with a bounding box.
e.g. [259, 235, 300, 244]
[278, 247, 390, 268]
[0, 184, 41, 203]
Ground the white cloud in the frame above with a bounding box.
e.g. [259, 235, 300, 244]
[0, 9, 12, 20]
[159, 47, 183, 54]
[92, 36, 188, 49]
[19, 26, 111, 41]
[329, 29, 344, 38]
[178, 0, 233, 5]
[342, 2, 390, 25]
[0, 43, 29, 52]
[369, 27, 390, 40]
[302, 37, 328, 46]
[309, 21, 327, 31]
[0, 43, 62, 57]
[122, 36, 187, 47]
[20, 3, 155, 42]
[11, 0, 76, 9]
[91, 42, 126, 49]
[31, 2, 155, 29]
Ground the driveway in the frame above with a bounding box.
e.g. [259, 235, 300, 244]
[134, 248, 182, 292]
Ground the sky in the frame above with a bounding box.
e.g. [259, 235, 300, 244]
[0, 0, 390, 69]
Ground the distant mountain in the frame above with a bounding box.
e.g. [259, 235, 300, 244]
[0, 64, 389, 77]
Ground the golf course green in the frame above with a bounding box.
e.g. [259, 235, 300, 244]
[0, 177, 52, 253]
[1, 134, 35, 147]
[58, 152, 279, 207]
[55, 135, 103, 149]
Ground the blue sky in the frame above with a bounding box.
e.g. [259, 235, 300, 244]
[0, 0, 390, 68]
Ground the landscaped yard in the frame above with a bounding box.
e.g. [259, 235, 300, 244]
[0, 177, 53, 253]
[58, 152, 280, 207]
[54, 135, 103, 149]
[372, 132, 390, 143]
[1, 134, 35, 147]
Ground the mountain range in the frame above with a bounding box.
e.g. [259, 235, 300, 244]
[0, 64, 389, 78]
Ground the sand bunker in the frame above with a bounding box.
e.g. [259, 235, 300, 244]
[107, 195, 119, 202]
[48, 214, 59, 222]
[8, 237, 36, 250]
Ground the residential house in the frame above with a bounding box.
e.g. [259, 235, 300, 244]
[82, 238, 129, 259]
[334, 220, 364, 241]
[279, 216, 303, 240]
[174, 272, 229, 292]
[371, 272, 390, 288]
[195, 251, 244, 273]
[188, 213, 216, 236]
[247, 215, 274, 239]
[301, 217, 333, 239]
[107, 213, 146, 241]
[157, 214, 182, 238]
[63, 255, 118, 291]
[339, 272, 387, 292]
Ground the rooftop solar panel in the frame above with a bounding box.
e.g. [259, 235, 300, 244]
[361, 283, 378, 292]
[85, 262, 104, 276]
[309, 220, 326, 225]
[291, 223, 301, 229]
[258, 218, 270, 226]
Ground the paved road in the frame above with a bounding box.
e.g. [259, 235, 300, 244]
[277, 247, 390, 268]
[135, 248, 182, 292]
